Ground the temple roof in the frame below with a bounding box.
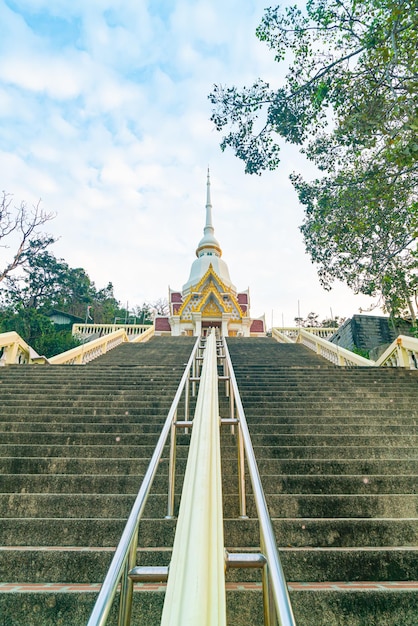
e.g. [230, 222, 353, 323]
[182, 169, 236, 294]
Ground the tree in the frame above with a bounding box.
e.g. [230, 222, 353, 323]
[133, 302, 154, 325]
[151, 298, 169, 317]
[1, 249, 125, 323]
[0, 308, 81, 358]
[0, 192, 55, 283]
[294, 312, 345, 328]
[209, 0, 418, 319]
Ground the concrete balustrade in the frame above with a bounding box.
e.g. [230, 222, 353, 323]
[273, 327, 418, 369]
[73, 323, 152, 340]
[0, 326, 155, 367]
[276, 327, 336, 340]
[0, 331, 48, 366]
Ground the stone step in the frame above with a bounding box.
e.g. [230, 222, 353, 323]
[0, 397, 178, 408]
[1, 546, 417, 584]
[1, 420, 416, 435]
[2, 492, 417, 520]
[2, 456, 416, 476]
[0, 381, 179, 392]
[1, 334, 417, 626]
[244, 407, 417, 418]
[2, 431, 417, 448]
[2, 408, 416, 422]
[239, 400, 418, 410]
[0, 412, 180, 423]
[0, 407, 176, 418]
[2, 473, 416, 495]
[1, 372, 182, 381]
[246, 423, 418, 435]
[2, 443, 417, 459]
[1, 584, 417, 626]
[0, 421, 168, 433]
[0, 432, 176, 446]
[236, 380, 418, 389]
[2, 517, 417, 549]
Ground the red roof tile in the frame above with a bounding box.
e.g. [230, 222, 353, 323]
[250, 319, 265, 333]
[155, 317, 171, 331]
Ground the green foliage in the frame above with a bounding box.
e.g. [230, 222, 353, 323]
[352, 346, 371, 360]
[133, 303, 154, 325]
[0, 246, 169, 357]
[0, 249, 126, 357]
[0, 308, 81, 358]
[1, 249, 123, 324]
[209, 0, 418, 319]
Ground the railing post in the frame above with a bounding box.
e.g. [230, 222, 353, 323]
[396, 338, 410, 368]
[184, 376, 190, 421]
[229, 377, 234, 420]
[224, 357, 230, 398]
[4, 340, 20, 365]
[192, 357, 197, 397]
[237, 423, 247, 519]
[166, 414, 177, 520]
[118, 537, 137, 626]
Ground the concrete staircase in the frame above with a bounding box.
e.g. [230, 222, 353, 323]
[226, 337, 418, 625]
[0, 337, 197, 625]
[1, 335, 417, 625]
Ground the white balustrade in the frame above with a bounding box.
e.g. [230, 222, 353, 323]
[73, 323, 152, 340]
[273, 327, 418, 369]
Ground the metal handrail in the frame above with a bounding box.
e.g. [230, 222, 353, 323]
[87, 335, 201, 626]
[223, 337, 297, 626]
[160, 330, 226, 625]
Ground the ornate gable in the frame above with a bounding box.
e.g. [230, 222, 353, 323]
[178, 264, 245, 322]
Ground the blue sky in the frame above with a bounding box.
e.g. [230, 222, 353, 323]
[0, 0, 375, 325]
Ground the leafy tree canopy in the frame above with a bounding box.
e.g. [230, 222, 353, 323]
[0, 308, 81, 358]
[0, 247, 168, 356]
[1, 248, 123, 324]
[210, 0, 418, 319]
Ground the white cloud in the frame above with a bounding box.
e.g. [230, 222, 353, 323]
[0, 0, 378, 325]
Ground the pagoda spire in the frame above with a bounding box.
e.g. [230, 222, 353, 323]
[196, 168, 222, 258]
[205, 167, 213, 229]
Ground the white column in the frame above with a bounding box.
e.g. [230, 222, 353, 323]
[192, 312, 202, 336]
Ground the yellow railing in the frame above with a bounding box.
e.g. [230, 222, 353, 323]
[130, 325, 155, 344]
[276, 327, 336, 341]
[272, 327, 418, 368]
[0, 331, 33, 365]
[49, 329, 130, 365]
[376, 335, 418, 368]
[50, 326, 154, 365]
[73, 323, 152, 340]
[0, 326, 155, 367]
[161, 330, 226, 625]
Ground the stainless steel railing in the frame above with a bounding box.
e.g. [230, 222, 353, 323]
[160, 330, 226, 625]
[222, 337, 297, 626]
[87, 335, 202, 626]
[87, 332, 296, 626]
